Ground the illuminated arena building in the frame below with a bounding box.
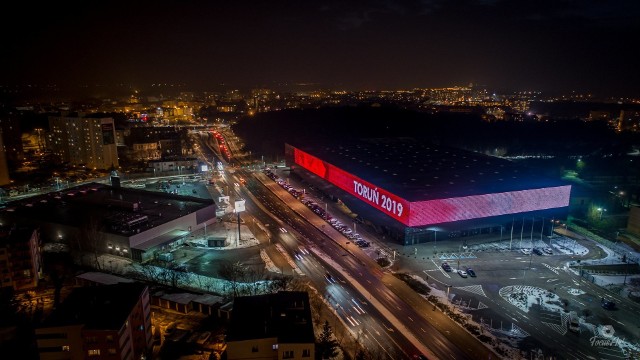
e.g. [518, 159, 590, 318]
[285, 139, 572, 245]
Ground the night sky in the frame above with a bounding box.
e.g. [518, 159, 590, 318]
[2, 0, 639, 96]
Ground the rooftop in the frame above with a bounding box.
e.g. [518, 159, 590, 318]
[226, 291, 315, 344]
[289, 138, 568, 201]
[0, 183, 215, 237]
[40, 282, 148, 330]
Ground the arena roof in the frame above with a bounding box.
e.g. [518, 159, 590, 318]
[287, 138, 567, 201]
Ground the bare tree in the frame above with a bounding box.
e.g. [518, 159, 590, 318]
[245, 265, 267, 295]
[266, 274, 292, 293]
[218, 261, 246, 298]
[308, 288, 325, 324]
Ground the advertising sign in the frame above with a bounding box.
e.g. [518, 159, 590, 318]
[408, 186, 571, 227]
[234, 199, 246, 213]
[293, 147, 411, 225]
[101, 123, 115, 145]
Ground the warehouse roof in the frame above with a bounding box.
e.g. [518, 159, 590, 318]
[0, 182, 214, 237]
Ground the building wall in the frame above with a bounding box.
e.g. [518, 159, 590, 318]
[0, 130, 10, 186]
[227, 338, 279, 360]
[48, 116, 119, 170]
[0, 227, 42, 291]
[81, 329, 121, 359]
[35, 324, 84, 360]
[279, 343, 315, 360]
[227, 339, 315, 360]
[0, 115, 24, 168]
[627, 206, 640, 238]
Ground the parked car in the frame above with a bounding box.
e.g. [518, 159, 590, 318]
[543, 247, 553, 255]
[533, 248, 543, 256]
[466, 268, 476, 277]
[521, 248, 532, 255]
[458, 270, 468, 278]
[441, 262, 452, 272]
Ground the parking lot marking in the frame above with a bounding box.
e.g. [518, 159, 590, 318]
[455, 284, 487, 297]
[430, 260, 451, 278]
[542, 263, 559, 274]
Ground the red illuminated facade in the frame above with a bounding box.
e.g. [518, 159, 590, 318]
[289, 145, 571, 227]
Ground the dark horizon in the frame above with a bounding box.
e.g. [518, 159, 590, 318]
[2, 1, 640, 99]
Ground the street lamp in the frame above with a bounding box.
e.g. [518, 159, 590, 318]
[432, 229, 438, 255]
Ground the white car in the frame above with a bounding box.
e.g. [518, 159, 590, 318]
[458, 270, 468, 278]
[543, 247, 553, 255]
[521, 248, 532, 255]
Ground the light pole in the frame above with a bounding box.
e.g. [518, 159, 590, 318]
[234, 199, 246, 247]
[433, 230, 437, 255]
[623, 252, 630, 287]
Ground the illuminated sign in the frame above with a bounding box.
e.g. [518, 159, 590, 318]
[408, 186, 571, 227]
[101, 123, 115, 145]
[293, 148, 411, 224]
[234, 199, 246, 212]
[292, 146, 571, 227]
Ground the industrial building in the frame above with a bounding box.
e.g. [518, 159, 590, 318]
[0, 182, 217, 262]
[285, 139, 571, 245]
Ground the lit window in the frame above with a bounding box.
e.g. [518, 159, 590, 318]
[88, 349, 100, 356]
[62, 345, 70, 352]
[272, 344, 278, 350]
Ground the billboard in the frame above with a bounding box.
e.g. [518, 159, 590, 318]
[101, 123, 115, 145]
[235, 199, 246, 212]
[291, 146, 571, 227]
